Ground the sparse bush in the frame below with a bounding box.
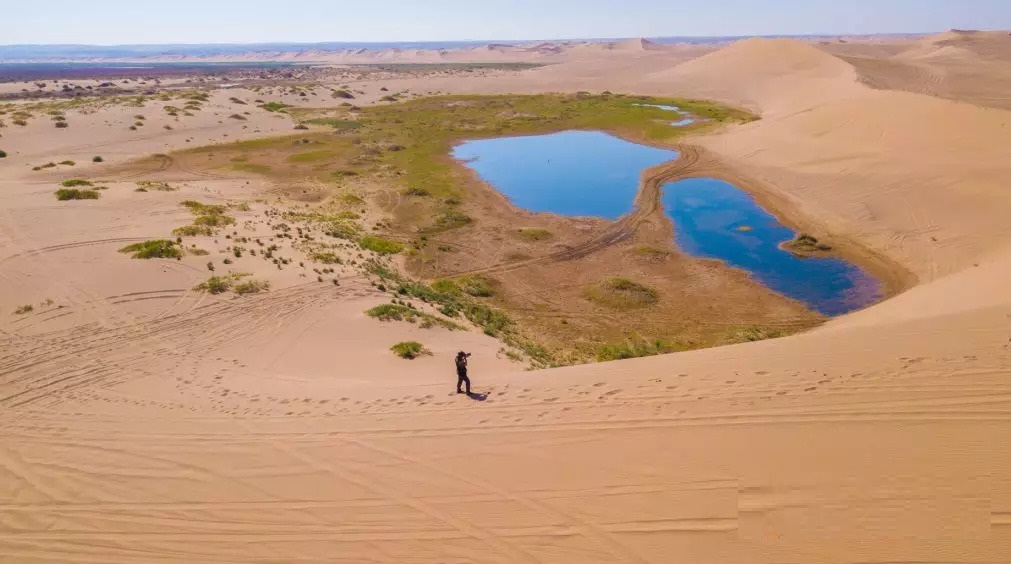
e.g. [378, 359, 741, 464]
[194, 276, 232, 294]
[58, 160, 75, 166]
[61, 179, 92, 187]
[391, 341, 428, 359]
[55, 121, 68, 128]
[55, 188, 100, 200]
[136, 181, 175, 191]
[92, 156, 103, 162]
[234, 279, 270, 295]
[118, 239, 182, 259]
[14, 304, 34, 315]
[0, 150, 6, 158]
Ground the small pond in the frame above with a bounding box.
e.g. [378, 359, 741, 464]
[661, 177, 881, 315]
[453, 130, 678, 219]
[633, 103, 701, 126]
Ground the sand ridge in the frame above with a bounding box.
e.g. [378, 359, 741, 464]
[2, 33, 1011, 562]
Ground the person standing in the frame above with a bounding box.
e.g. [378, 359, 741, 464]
[455, 351, 472, 394]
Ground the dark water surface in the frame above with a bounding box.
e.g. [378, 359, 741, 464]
[661, 177, 881, 315]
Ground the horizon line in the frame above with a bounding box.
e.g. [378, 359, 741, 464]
[0, 30, 949, 49]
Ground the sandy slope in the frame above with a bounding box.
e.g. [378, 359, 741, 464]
[2, 35, 1011, 562]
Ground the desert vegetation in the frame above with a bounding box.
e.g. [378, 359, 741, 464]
[390, 341, 429, 359]
[55, 188, 100, 200]
[584, 278, 659, 310]
[118, 240, 183, 259]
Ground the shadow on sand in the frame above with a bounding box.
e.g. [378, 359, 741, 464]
[466, 392, 489, 402]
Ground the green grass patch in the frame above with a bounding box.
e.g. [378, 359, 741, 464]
[585, 278, 659, 310]
[305, 118, 362, 130]
[596, 337, 683, 362]
[60, 179, 93, 187]
[288, 150, 333, 163]
[366, 303, 463, 331]
[55, 188, 99, 200]
[118, 239, 182, 259]
[176, 200, 236, 234]
[359, 236, 403, 255]
[391, 341, 429, 359]
[232, 162, 273, 175]
[259, 102, 289, 112]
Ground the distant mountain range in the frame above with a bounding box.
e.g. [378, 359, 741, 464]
[0, 35, 928, 62]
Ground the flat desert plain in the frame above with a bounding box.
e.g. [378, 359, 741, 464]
[2, 32, 1011, 562]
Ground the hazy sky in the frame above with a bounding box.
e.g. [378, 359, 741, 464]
[7, 0, 1011, 45]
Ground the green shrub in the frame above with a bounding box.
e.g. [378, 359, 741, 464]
[359, 236, 403, 255]
[61, 179, 93, 187]
[118, 239, 182, 259]
[55, 188, 100, 200]
[58, 160, 75, 166]
[391, 341, 428, 359]
[0, 150, 6, 158]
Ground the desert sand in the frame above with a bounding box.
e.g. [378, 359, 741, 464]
[2, 33, 1011, 562]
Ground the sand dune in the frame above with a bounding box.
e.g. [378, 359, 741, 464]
[2, 34, 1011, 562]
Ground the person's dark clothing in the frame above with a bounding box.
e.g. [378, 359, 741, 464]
[455, 355, 471, 394]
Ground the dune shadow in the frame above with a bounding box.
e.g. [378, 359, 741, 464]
[467, 392, 489, 402]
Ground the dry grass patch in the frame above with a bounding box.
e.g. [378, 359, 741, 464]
[584, 278, 659, 310]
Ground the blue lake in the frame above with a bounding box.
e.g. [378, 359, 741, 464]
[453, 131, 678, 220]
[454, 130, 882, 316]
[661, 178, 881, 315]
